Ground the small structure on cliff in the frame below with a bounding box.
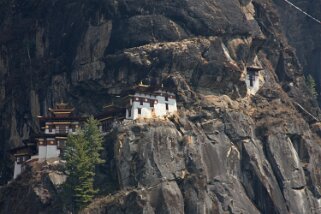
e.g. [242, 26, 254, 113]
[246, 66, 263, 94]
[11, 143, 37, 179]
[98, 82, 177, 134]
[11, 102, 85, 179]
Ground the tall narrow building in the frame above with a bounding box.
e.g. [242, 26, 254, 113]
[36, 102, 85, 161]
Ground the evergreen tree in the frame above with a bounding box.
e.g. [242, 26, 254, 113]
[62, 117, 104, 213]
[306, 74, 318, 97]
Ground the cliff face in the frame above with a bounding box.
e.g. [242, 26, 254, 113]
[1, 0, 321, 213]
[274, 0, 321, 92]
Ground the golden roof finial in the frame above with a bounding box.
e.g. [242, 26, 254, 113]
[137, 81, 149, 88]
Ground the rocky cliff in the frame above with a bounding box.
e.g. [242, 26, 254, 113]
[1, 0, 321, 213]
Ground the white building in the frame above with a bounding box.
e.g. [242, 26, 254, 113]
[126, 89, 177, 120]
[36, 103, 82, 162]
[11, 145, 34, 179]
[98, 84, 178, 134]
[13, 154, 29, 179]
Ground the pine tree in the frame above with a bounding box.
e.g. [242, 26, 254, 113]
[306, 74, 318, 97]
[62, 117, 104, 213]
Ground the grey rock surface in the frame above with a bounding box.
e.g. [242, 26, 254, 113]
[1, 0, 321, 213]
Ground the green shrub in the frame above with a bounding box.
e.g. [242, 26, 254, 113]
[306, 74, 317, 97]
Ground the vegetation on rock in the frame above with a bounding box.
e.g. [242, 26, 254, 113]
[306, 74, 318, 97]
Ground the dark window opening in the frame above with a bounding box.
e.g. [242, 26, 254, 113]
[17, 157, 22, 164]
[165, 96, 168, 101]
[248, 70, 258, 87]
[56, 125, 68, 133]
[128, 108, 132, 117]
[138, 108, 142, 115]
[58, 140, 66, 149]
[150, 101, 154, 107]
[140, 100, 143, 105]
[249, 72, 255, 87]
[166, 104, 169, 110]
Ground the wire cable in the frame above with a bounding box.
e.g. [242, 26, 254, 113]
[282, 0, 321, 24]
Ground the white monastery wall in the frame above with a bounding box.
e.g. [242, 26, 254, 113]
[38, 145, 47, 160]
[13, 162, 22, 179]
[125, 92, 177, 120]
[46, 145, 60, 159]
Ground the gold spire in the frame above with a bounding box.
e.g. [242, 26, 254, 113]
[138, 81, 149, 87]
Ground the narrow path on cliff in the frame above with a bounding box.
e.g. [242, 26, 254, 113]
[282, 0, 321, 24]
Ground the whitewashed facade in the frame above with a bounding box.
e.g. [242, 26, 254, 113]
[13, 162, 22, 179]
[37, 139, 61, 161]
[13, 157, 26, 179]
[126, 90, 177, 120]
[12, 150, 32, 179]
[37, 122, 79, 162]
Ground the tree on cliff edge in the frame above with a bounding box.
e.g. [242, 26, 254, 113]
[306, 74, 318, 97]
[62, 117, 104, 213]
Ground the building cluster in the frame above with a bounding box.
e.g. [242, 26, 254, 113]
[12, 103, 85, 179]
[96, 83, 177, 133]
[11, 83, 178, 179]
[11, 69, 263, 179]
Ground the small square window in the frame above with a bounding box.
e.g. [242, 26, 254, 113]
[58, 140, 66, 148]
[138, 108, 142, 115]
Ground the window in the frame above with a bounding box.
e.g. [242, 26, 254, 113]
[56, 125, 68, 133]
[165, 96, 168, 101]
[49, 126, 53, 133]
[140, 100, 143, 105]
[58, 140, 66, 148]
[138, 108, 142, 115]
[150, 101, 154, 107]
[18, 157, 23, 164]
[128, 108, 132, 117]
[249, 72, 255, 87]
[166, 103, 169, 110]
